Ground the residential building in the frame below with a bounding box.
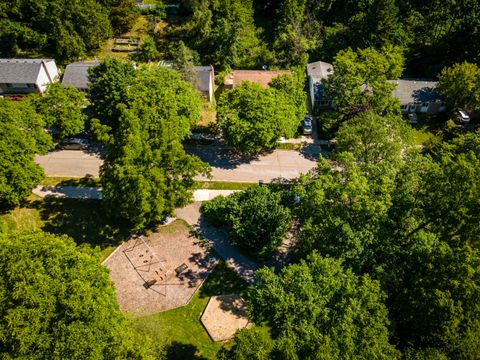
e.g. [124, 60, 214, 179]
[62, 61, 100, 92]
[194, 65, 215, 103]
[0, 59, 59, 94]
[223, 70, 291, 89]
[388, 79, 445, 115]
[307, 61, 333, 110]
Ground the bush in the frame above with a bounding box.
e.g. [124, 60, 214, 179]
[201, 186, 292, 260]
[201, 193, 240, 227]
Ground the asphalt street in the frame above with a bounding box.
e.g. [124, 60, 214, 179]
[35, 142, 321, 183]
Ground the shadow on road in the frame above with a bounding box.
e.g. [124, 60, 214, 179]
[185, 142, 260, 169]
[299, 142, 322, 161]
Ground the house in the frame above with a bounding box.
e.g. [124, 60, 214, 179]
[307, 61, 333, 110]
[388, 79, 445, 115]
[194, 66, 215, 103]
[0, 59, 59, 95]
[62, 61, 100, 92]
[223, 70, 291, 90]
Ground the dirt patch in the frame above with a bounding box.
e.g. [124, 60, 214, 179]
[201, 295, 251, 342]
[104, 220, 215, 315]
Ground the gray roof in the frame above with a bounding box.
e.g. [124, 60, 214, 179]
[62, 61, 100, 90]
[389, 79, 441, 104]
[307, 61, 333, 83]
[0, 58, 55, 83]
[194, 66, 213, 92]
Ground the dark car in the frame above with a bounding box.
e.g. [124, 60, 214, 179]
[57, 138, 90, 150]
[302, 118, 313, 135]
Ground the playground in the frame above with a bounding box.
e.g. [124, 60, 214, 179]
[104, 220, 216, 315]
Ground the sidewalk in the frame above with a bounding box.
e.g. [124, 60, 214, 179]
[32, 186, 240, 202]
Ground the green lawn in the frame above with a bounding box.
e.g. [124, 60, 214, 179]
[130, 260, 251, 359]
[412, 125, 440, 146]
[193, 181, 254, 190]
[0, 197, 131, 260]
[40, 176, 100, 187]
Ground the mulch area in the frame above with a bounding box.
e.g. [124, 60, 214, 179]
[201, 295, 251, 342]
[104, 220, 216, 315]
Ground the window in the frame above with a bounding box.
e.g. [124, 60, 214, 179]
[6, 83, 32, 89]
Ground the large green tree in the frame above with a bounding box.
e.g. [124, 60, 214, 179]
[0, 99, 51, 209]
[438, 61, 480, 114]
[202, 185, 292, 260]
[0, 230, 155, 359]
[88, 59, 136, 134]
[34, 83, 87, 139]
[100, 67, 209, 228]
[324, 45, 404, 120]
[217, 82, 299, 154]
[249, 252, 400, 359]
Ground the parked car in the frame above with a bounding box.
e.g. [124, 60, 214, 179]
[57, 138, 90, 150]
[458, 110, 470, 123]
[302, 118, 313, 135]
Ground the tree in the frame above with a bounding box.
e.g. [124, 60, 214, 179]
[34, 83, 87, 139]
[88, 59, 136, 133]
[217, 328, 274, 360]
[217, 82, 299, 154]
[438, 62, 480, 113]
[181, 0, 267, 68]
[269, 71, 307, 121]
[335, 111, 413, 173]
[249, 252, 400, 359]
[0, 99, 51, 209]
[133, 36, 161, 63]
[0, 0, 113, 60]
[202, 186, 292, 260]
[173, 40, 199, 86]
[106, 0, 140, 35]
[324, 45, 404, 120]
[393, 242, 480, 358]
[0, 230, 155, 359]
[100, 67, 210, 229]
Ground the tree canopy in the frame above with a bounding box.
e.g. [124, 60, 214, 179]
[0, 230, 155, 359]
[99, 66, 210, 228]
[34, 83, 87, 139]
[217, 81, 300, 154]
[202, 185, 292, 260]
[438, 61, 480, 114]
[0, 99, 51, 209]
[324, 46, 404, 121]
[249, 252, 399, 359]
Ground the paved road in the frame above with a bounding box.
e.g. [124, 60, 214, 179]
[35, 142, 321, 183]
[35, 150, 102, 178]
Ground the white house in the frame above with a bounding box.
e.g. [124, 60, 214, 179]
[194, 66, 215, 103]
[306, 61, 333, 110]
[0, 59, 59, 94]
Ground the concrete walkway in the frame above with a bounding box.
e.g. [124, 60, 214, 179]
[33, 186, 240, 202]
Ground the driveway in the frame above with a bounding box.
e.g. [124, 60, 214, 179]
[36, 143, 321, 183]
[35, 150, 102, 178]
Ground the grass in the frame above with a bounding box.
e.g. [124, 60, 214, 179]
[276, 142, 302, 151]
[91, 15, 150, 61]
[193, 181, 254, 191]
[130, 260, 251, 359]
[41, 176, 100, 187]
[0, 197, 131, 261]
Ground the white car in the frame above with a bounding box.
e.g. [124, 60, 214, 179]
[458, 110, 470, 123]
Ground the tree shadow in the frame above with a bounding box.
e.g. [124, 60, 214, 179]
[185, 141, 260, 169]
[28, 197, 132, 250]
[299, 142, 322, 161]
[412, 86, 441, 103]
[200, 260, 250, 298]
[164, 341, 209, 360]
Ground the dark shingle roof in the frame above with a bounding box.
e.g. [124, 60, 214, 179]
[0, 59, 54, 83]
[62, 61, 100, 90]
[388, 79, 441, 104]
[194, 66, 213, 92]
